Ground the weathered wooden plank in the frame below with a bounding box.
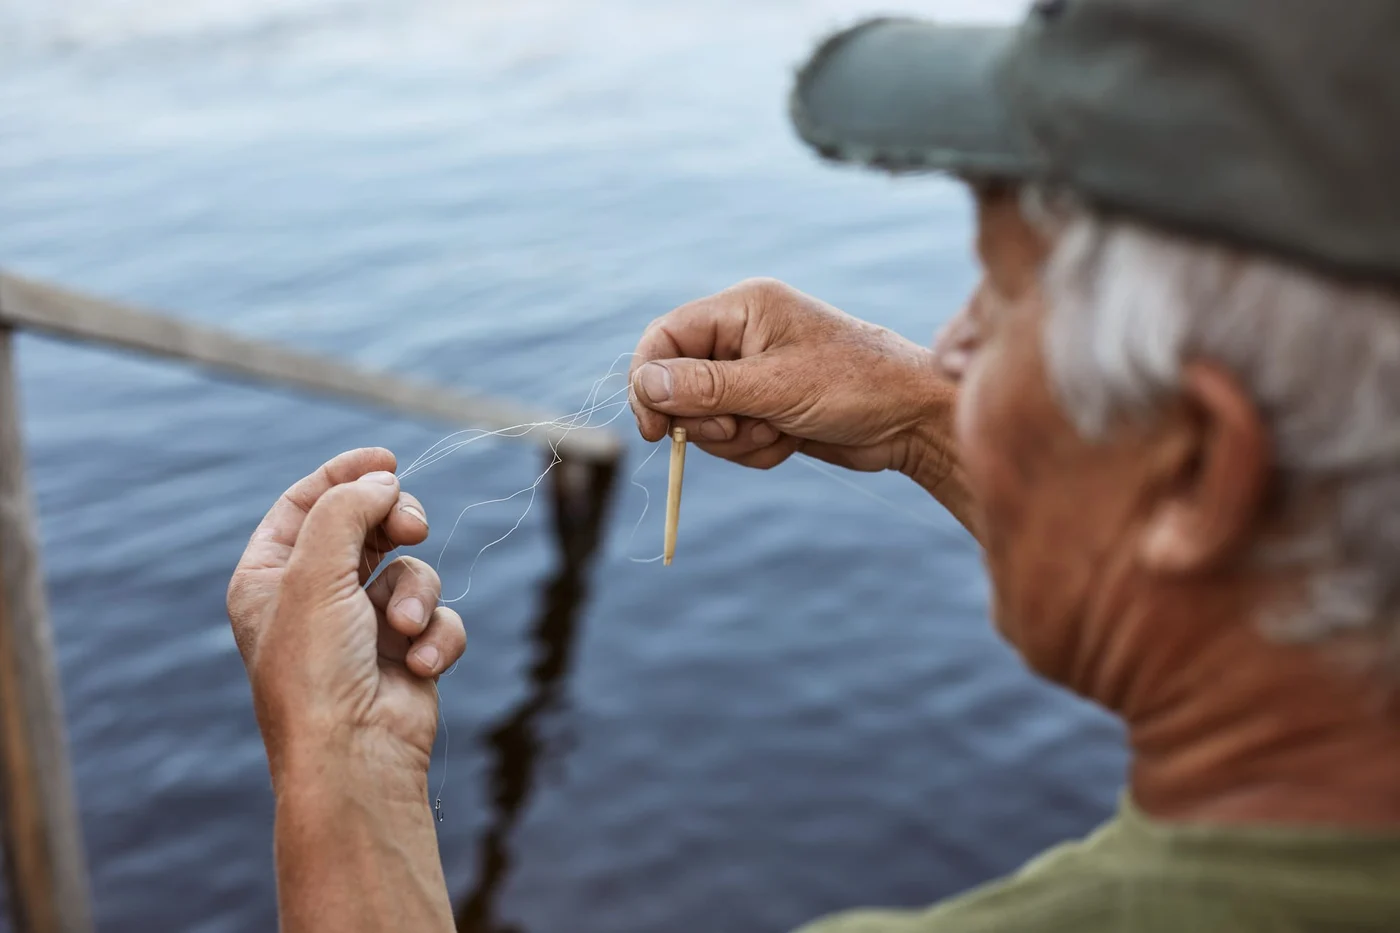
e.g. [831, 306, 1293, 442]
[0, 272, 621, 463]
[0, 328, 95, 933]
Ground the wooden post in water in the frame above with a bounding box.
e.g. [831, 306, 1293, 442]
[0, 328, 94, 933]
[455, 451, 618, 932]
[547, 452, 620, 569]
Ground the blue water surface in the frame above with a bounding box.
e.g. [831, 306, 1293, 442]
[0, 2, 1124, 930]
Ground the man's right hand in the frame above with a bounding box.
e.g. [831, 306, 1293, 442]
[628, 279, 968, 522]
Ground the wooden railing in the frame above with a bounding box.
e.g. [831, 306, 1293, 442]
[0, 271, 623, 933]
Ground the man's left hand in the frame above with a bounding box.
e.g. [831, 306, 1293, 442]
[227, 447, 466, 792]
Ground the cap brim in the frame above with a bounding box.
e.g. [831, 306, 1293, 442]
[789, 18, 1038, 178]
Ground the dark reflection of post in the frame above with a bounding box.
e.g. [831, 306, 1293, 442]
[455, 455, 619, 933]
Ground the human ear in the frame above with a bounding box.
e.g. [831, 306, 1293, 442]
[932, 288, 985, 382]
[1138, 362, 1271, 574]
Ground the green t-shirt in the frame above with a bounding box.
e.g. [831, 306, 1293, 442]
[794, 796, 1400, 933]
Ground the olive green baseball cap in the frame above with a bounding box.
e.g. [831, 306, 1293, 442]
[789, 1, 1400, 284]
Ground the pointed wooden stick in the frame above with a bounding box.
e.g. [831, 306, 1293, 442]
[663, 426, 687, 565]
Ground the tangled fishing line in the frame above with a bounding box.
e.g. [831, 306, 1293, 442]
[382, 350, 950, 820]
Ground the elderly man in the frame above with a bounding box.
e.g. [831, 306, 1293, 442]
[229, 1, 1400, 930]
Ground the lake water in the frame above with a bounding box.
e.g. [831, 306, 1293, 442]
[0, 2, 1126, 931]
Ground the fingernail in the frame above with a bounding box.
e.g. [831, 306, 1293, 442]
[752, 423, 780, 446]
[359, 471, 398, 485]
[699, 418, 728, 441]
[400, 503, 427, 526]
[638, 362, 672, 402]
[396, 597, 426, 627]
[413, 644, 440, 672]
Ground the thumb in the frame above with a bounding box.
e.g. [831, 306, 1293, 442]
[285, 471, 401, 592]
[633, 358, 778, 419]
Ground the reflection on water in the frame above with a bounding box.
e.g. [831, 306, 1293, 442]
[456, 458, 619, 933]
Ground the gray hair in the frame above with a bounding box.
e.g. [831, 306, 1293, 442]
[1023, 188, 1400, 673]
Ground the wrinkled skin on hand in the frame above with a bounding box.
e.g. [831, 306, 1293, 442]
[629, 277, 966, 518]
[227, 448, 467, 785]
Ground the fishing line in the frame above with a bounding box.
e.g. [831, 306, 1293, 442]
[792, 457, 946, 531]
[402, 354, 644, 819]
[398, 352, 638, 481]
[434, 396, 638, 602]
[625, 443, 666, 564]
[401, 349, 960, 821]
[433, 681, 449, 823]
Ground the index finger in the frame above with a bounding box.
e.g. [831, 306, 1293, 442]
[285, 473, 404, 606]
[629, 288, 752, 441]
[235, 447, 398, 578]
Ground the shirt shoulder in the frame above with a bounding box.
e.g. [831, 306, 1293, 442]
[790, 818, 1338, 933]
[791, 837, 1121, 933]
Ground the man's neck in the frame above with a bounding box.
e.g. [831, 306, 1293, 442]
[1082, 576, 1400, 828]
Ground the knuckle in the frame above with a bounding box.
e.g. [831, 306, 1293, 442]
[737, 277, 798, 320]
[430, 607, 467, 648]
[444, 615, 468, 652]
[315, 482, 357, 513]
[736, 276, 786, 302]
[637, 317, 673, 355]
[691, 361, 725, 409]
[402, 557, 441, 592]
[310, 483, 373, 527]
